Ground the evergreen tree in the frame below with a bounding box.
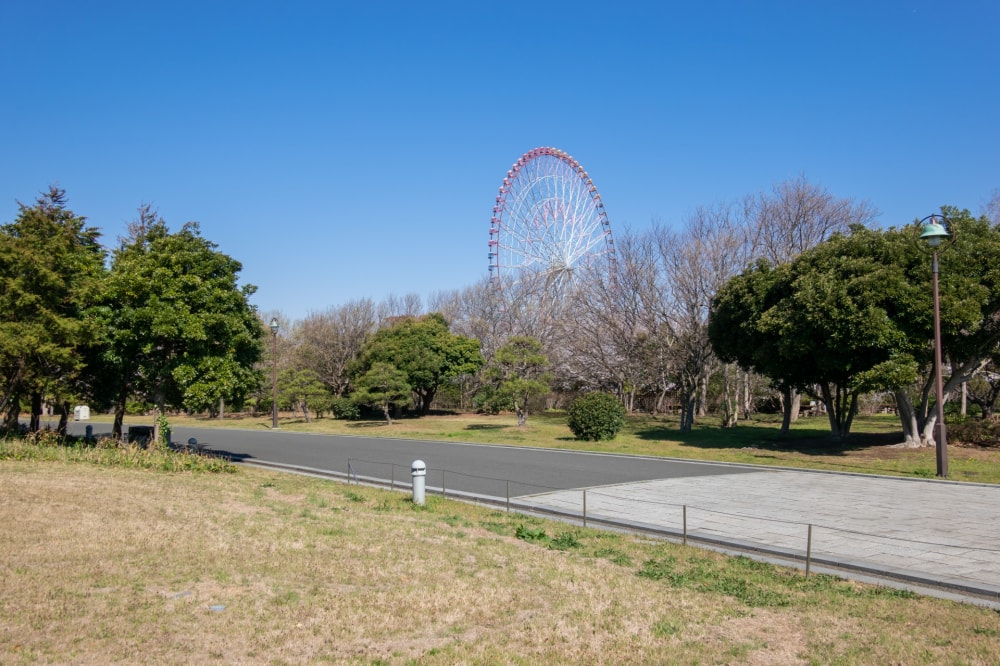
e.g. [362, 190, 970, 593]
[0, 187, 105, 432]
[99, 207, 262, 438]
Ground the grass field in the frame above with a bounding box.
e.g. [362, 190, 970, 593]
[3, 453, 1000, 665]
[151, 410, 1000, 485]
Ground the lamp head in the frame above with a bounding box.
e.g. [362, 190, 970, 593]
[269, 317, 280, 334]
[919, 219, 949, 248]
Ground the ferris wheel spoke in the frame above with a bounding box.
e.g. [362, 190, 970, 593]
[490, 147, 616, 293]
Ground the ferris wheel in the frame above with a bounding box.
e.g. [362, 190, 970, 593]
[488, 147, 616, 293]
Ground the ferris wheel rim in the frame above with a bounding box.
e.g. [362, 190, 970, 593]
[488, 146, 616, 289]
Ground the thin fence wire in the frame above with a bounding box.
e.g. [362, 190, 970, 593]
[345, 457, 1000, 595]
[346, 458, 558, 507]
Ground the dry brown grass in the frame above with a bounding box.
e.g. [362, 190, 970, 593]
[3, 460, 1000, 665]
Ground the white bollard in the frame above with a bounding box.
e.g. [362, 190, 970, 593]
[411, 459, 426, 506]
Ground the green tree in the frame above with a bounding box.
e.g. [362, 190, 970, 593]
[351, 362, 411, 424]
[889, 207, 1000, 445]
[482, 336, 551, 427]
[0, 187, 105, 433]
[710, 226, 918, 440]
[294, 300, 376, 396]
[276, 368, 332, 423]
[99, 207, 262, 439]
[352, 313, 483, 414]
[710, 212, 1000, 444]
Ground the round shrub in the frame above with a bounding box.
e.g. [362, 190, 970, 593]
[567, 392, 626, 441]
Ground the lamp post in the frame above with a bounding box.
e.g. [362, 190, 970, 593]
[918, 214, 950, 478]
[269, 317, 280, 429]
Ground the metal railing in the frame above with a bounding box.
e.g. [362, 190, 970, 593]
[344, 457, 1000, 601]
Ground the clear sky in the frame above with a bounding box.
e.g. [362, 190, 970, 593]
[2, 1, 997, 321]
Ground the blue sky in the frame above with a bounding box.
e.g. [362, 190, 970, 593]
[2, 1, 997, 321]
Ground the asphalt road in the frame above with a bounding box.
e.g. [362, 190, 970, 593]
[64, 421, 756, 498]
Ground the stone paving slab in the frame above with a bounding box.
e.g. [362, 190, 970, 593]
[520, 470, 1000, 598]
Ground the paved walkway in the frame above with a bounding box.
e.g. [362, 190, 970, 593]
[516, 469, 1000, 603]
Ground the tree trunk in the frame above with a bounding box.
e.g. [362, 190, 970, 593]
[720, 363, 738, 428]
[0, 363, 25, 420]
[382, 403, 393, 425]
[417, 388, 436, 415]
[698, 375, 708, 418]
[921, 412, 938, 448]
[218, 397, 225, 420]
[29, 392, 42, 432]
[5, 396, 21, 432]
[152, 407, 161, 446]
[742, 370, 752, 421]
[57, 400, 70, 435]
[655, 388, 668, 416]
[679, 393, 697, 432]
[151, 387, 166, 446]
[626, 386, 637, 414]
[893, 390, 923, 447]
[819, 383, 858, 440]
[779, 386, 800, 434]
[113, 397, 126, 440]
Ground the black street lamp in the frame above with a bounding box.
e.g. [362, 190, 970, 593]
[269, 317, 280, 429]
[918, 214, 951, 478]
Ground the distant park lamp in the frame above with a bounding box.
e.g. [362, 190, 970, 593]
[919, 219, 949, 247]
[917, 214, 951, 477]
[269, 317, 280, 429]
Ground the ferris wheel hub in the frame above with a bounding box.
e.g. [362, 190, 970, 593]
[488, 147, 616, 293]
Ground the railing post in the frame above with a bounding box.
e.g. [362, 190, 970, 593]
[806, 524, 813, 578]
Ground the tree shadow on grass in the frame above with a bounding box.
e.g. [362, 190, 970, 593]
[465, 424, 508, 431]
[634, 422, 903, 456]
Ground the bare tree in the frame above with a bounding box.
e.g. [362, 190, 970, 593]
[984, 187, 1000, 225]
[563, 231, 664, 411]
[749, 175, 878, 264]
[426, 281, 509, 410]
[427, 289, 462, 329]
[659, 205, 753, 430]
[376, 292, 423, 326]
[432, 280, 507, 364]
[254, 311, 293, 416]
[294, 299, 377, 396]
[495, 270, 580, 351]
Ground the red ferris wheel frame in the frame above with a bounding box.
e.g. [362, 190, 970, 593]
[488, 147, 616, 288]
